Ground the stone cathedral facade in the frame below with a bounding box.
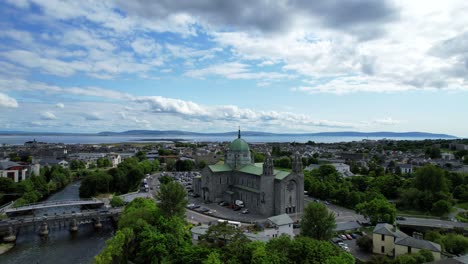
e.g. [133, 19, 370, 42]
[192, 130, 304, 217]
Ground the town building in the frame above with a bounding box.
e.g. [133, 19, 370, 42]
[192, 130, 304, 217]
[262, 214, 294, 238]
[0, 160, 28, 182]
[373, 223, 441, 261]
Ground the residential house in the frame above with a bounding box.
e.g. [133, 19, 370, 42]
[373, 223, 408, 256]
[398, 164, 413, 174]
[441, 153, 455, 161]
[373, 223, 441, 261]
[0, 160, 28, 182]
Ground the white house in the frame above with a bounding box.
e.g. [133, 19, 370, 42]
[441, 153, 455, 161]
[0, 160, 28, 182]
[398, 164, 413, 174]
[372, 223, 441, 261]
[107, 153, 121, 167]
[262, 214, 294, 238]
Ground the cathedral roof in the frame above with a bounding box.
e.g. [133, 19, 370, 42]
[208, 162, 291, 180]
[229, 138, 250, 152]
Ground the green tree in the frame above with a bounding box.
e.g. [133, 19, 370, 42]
[202, 221, 246, 247]
[442, 233, 468, 255]
[301, 202, 336, 240]
[110, 195, 125, 207]
[135, 151, 147, 161]
[157, 181, 187, 218]
[198, 160, 207, 169]
[203, 252, 222, 264]
[425, 147, 441, 159]
[152, 159, 160, 172]
[94, 228, 134, 264]
[414, 165, 448, 194]
[356, 235, 373, 252]
[159, 175, 173, 185]
[431, 199, 451, 216]
[355, 198, 396, 225]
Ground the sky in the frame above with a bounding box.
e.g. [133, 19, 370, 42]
[0, 0, 467, 137]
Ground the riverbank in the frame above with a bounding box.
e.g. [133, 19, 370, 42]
[0, 243, 14, 255]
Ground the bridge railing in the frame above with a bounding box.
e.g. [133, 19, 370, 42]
[0, 201, 14, 213]
[7, 199, 103, 211]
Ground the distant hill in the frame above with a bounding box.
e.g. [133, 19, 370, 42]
[96, 130, 457, 139]
[0, 130, 457, 139]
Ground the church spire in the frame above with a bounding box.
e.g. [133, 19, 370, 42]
[238, 126, 241, 139]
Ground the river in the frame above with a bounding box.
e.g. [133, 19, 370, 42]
[0, 182, 114, 264]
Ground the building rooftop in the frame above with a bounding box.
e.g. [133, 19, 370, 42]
[0, 160, 21, 170]
[395, 236, 441, 252]
[373, 223, 408, 238]
[268, 214, 294, 226]
[208, 161, 291, 180]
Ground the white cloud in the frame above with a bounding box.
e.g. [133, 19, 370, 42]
[40, 111, 57, 120]
[185, 62, 292, 81]
[373, 117, 404, 126]
[56, 103, 65, 108]
[131, 37, 161, 55]
[136, 95, 354, 129]
[0, 92, 18, 108]
[83, 113, 104, 121]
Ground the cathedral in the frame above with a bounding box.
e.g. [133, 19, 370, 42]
[192, 130, 304, 217]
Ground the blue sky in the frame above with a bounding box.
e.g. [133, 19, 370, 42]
[0, 0, 467, 137]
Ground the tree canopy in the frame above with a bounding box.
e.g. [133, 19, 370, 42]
[300, 202, 336, 240]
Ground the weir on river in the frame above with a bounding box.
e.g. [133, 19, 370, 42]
[0, 182, 115, 264]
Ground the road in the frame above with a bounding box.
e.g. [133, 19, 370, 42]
[304, 197, 366, 223]
[397, 217, 468, 230]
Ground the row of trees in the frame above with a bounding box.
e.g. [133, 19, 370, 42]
[79, 158, 160, 197]
[0, 165, 72, 207]
[305, 164, 468, 219]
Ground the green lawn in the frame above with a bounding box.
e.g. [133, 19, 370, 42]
[397, 209, 433, 218]
[456, 202, 468, 210]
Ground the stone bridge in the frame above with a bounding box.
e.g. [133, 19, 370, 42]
[0, 208, 123, 242]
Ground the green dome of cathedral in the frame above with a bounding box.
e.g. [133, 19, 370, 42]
[229, 138, 250, 152]
[228, 128, 250, 152]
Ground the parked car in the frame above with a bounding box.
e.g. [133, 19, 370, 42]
[350, 233, 358, 239]
[241, 209, 249, 214]
[332, 237, 343, 243]
[345, 234, 353, 240]
[396, 216, 406, 220]
[198, 207, 210, 213]
[340, 234, 347, 240]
